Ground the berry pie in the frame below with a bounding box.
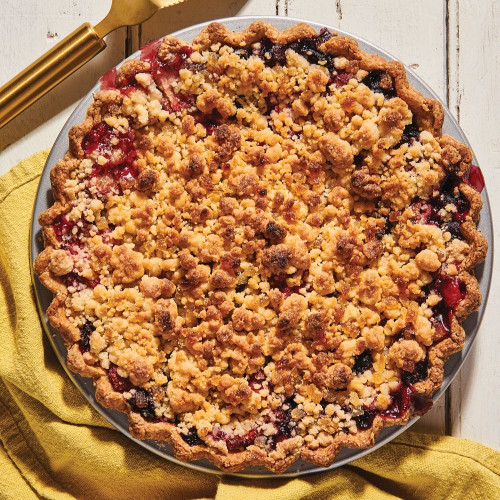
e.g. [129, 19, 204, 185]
[34, 21, 488, 473]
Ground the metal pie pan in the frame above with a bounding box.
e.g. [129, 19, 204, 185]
[30, 15, 493, 478]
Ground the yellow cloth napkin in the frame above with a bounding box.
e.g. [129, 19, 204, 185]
[0, 150, 498, 500]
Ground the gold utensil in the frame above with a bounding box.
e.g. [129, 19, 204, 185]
[0, 0, 184, 129]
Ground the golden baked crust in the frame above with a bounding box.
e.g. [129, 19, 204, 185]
[34, 21, 487, 473]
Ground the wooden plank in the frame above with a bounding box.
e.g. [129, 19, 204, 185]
[134, 0, 278, 50]
[280, 0, 447, 435]
[447, 0, 500, 449]
[0, 1, 127, 170]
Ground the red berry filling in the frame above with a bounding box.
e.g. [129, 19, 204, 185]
[83, 123, 136, 163]
[194, 110, 222, 135]
[52, 215, 93, 260]
[52, 215, 78, 239]
[433, 274, 467, 311]
[91, 162, 139, 184]
[52, 215, 101, 288]
[248, 369, 266, 392]
[463, 164, 485, 193]
[139, 39, 194, 112]
[100, 65, 142, 95]
[332, 71, 353, 87]
[355, 366, 432, 427]
[206, 398, 296, 451]
[64, 272, 100, 289]
[139, 39, 163, 65]
[100, 67, 117, 90]
[420, 272, 466, 340]
[52, 214, 91, 249]
[380, 382, 433, 420]
[83, 123, 138, 185]
[141, 40, 193, 72]
[212, 427, 262, 452]
[108, 363, 132, 393]
[269, 274, 307, 298]
[100, 40, 194, 98]
[380, 384, 412, 419]
[353, 357, 432, 428]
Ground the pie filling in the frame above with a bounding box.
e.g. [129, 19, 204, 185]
[38, 23, 486, 465]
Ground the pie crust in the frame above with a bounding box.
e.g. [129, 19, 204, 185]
[34, 21, 488, 473]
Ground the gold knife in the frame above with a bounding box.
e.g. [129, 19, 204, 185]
[0, 0, 184, 129]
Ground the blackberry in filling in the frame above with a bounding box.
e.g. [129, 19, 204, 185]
[361, 69, 397, 98]
[411, 171, 473, 240]
[352, 350, 373, 375]
[181, 428, 203, 447]
[395, 121, 420, 148]
[251, 28, 334, 70]
[78, 321, 95, 353]
[353, 409, 376, 430]
[129, 389, 156, 420]
[402, 358, 429, 386]
[272, 398, 297, 446]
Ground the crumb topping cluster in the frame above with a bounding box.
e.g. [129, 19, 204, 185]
[37, 24, 485, 467]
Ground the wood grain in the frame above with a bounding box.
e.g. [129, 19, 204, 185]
[447, 0, 499, 449]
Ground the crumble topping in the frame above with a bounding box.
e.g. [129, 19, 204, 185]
[35, 22, 486, 472]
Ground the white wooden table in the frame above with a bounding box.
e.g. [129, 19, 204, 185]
[1, 0, 498, 450]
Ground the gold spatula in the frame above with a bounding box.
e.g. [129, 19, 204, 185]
[0, 0, 184, 129]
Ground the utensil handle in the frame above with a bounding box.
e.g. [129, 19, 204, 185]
[0, 23, 106, 129]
